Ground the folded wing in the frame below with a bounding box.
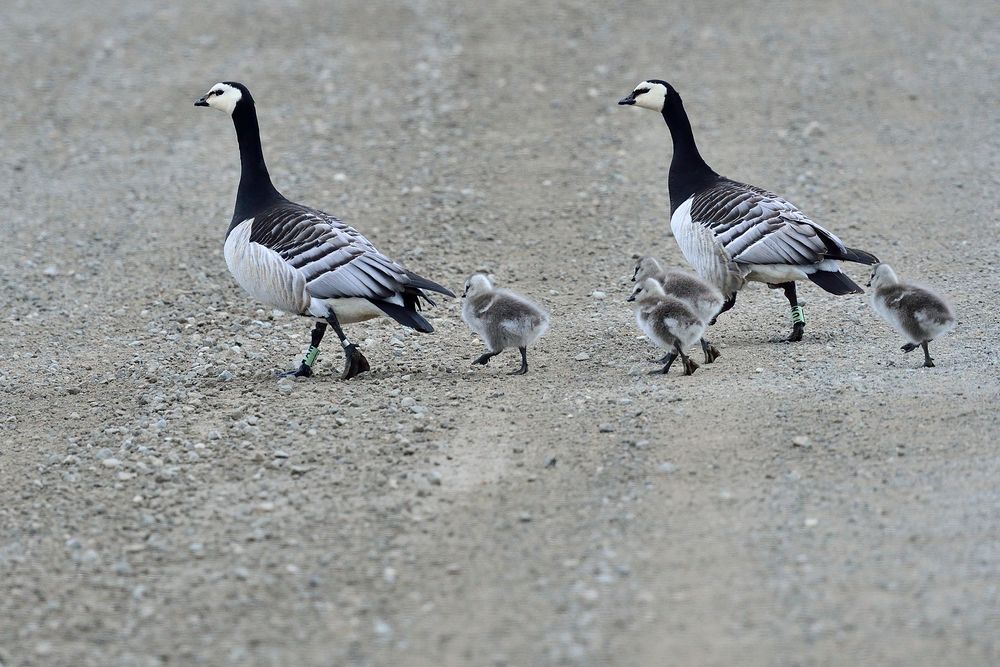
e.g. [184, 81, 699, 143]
[691, 180, 859, 267]
[249, 203, 453, 301]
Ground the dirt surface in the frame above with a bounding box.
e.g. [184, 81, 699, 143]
[2, 0, 999, 665]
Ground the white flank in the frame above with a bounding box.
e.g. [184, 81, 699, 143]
[224, 219, 310, 314]
[670, 197, 743, 294]
[321, 296, 391, 325]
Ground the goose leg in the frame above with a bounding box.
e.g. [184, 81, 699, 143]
[920, 341, 935, 368]
[901, 342, 918, 353]
[472, 351, 500, 366]
[700, 338, 721, 364]
[648, 351, 678, 375]
[708, 294, 737, 325]
[774, 282, 804, 342]
[509, 347, 529, 375]
[324, 313, 370, 380]
[678, 342, 700, 376]
[282, 321, 327, 378]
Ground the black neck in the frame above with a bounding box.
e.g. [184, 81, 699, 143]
[230, 102, 283, 227]
[663, 93, 720, 211]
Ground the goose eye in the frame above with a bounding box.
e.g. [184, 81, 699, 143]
[634, 88, 649, 96]
[213, 90, 224, 96]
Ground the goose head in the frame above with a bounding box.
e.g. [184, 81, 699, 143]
[618, 80, 673, 112]
[195, 81, 251, 115]
[462, 272, 493, 298]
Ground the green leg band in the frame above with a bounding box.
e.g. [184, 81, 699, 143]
[791, 306, 805, 325]
[303, 345, 320, 367]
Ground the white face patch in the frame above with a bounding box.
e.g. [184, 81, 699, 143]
[202, 82, 243, 115]
[632, 81, 668, 111]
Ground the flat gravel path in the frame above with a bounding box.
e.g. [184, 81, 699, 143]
[1, 1, 998, 664]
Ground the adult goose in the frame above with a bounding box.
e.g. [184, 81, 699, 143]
[618, 80, 879, 342]
[195, 81, 454, 379]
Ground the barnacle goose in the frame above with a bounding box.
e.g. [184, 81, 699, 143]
[627, 279, 704, 376]
[461, 273, 549, 375]
[866, 264, 955, 368]
[195, 82, 453, 379]
[618, 80, 879, 342]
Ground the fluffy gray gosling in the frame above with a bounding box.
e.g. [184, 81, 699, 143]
[462, 273, 550, 375]
[628, 278, 705, 376]
[867, 263, 955, 368]
[633, 255, 723, 363]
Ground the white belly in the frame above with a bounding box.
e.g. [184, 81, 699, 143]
[744, 259, 841, 285]
[224, 219, 311, 314]
[670, 198, 745, 296]
[319, 297, 387, 324]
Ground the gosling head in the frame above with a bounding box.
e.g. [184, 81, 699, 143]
[632, 256, 663, 282]
[866, 263, 899, 290]
[626, 278, 667, 304]
[618, 79, 674, 112]
[462, 272, 494, 298]
[194, 81, 252, 115]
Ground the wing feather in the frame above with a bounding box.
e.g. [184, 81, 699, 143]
[690, 180, 852, 267]
[247, 202, 426, 300]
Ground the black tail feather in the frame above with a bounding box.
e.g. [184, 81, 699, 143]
[808, 270, 864, 295]
[371, 299, 434, 333]
[404, 270, 455, 298]
[832, 246, 880, 265]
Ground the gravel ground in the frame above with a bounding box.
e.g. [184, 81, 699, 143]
[2, 0, 999, 665]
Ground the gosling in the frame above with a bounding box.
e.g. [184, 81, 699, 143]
[462, 273, 550, 375]
[867, 263, 955, 368]
[627, 278, 705, 376]
[633, 255, 724, 363]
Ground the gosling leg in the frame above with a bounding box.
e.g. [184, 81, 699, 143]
[921, 341, 935, 368]
[678, 342, 700, 376]
[472, 351, 500, 366]
[509, 347, 529, 375]
[648, 351, 678, 375]
[700, 338, 720, 364]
